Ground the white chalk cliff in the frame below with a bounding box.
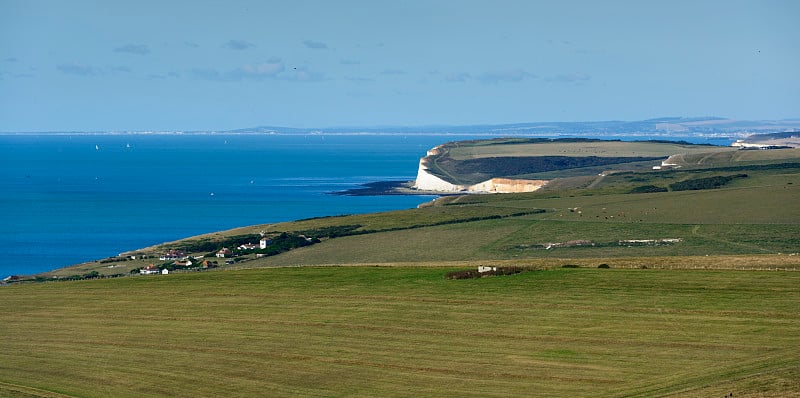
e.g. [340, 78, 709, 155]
[413, 145, 548, 194]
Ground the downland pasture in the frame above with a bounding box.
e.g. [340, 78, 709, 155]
[2, 266, 799, 397]
[3, 140, 800, 397]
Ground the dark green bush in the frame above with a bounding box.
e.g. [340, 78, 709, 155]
[669, 174, 747, 191]
[630, 185, 668, 194]
[446, 266, 527, 280]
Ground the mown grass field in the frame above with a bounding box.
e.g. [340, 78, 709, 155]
[2, 266, 799, 397]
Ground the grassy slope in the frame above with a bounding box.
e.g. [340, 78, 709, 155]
[2, 267, 799, 398]
[446, 140, 734, 160]
[250, 166, 799, 267]
[424, 140, 737, 185]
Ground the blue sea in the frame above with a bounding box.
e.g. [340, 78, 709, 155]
[0, 134, 455, 276]
[0, 133, 734, 277]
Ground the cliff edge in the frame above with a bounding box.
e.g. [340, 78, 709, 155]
[413, 142, 548, 193]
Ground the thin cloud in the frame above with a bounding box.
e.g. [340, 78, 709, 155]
[148, 71, 180, 80]
[223, 39, 255, 50]
[477, 69, 536, 84]
[191, 59, 286, 81]
[113, 44, 150, 55]
[547, 72, 591, 83]
[190, 67, 222, 80]
[109, 66, 132, 73]
[0, 71, 34, 79]
[57, 64, 99, 76]
[287, 67, 326, 82]
[234, 60, 285, 78]
[443, 72, 472, 83]
[3, 57, 18, 63]
[57, 64, 135, 77]
[340, 59, 360, 65]
[345, 76, 375, 82]
[381, 69, 405, 75]
[303, 40, 328, 50]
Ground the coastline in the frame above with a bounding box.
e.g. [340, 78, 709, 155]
[331, 180, 462, 196]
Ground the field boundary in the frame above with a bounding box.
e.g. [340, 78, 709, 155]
[224, 254, 800, 272]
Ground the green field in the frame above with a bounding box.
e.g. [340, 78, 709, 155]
[422, 139, 741, 184]
[444, 139, 735, 160]
[2, 266, 799, 397]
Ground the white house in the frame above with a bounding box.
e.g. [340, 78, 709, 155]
[259, 237, 272, 249]
[173, 259, 193, 267]
[161, 269, 169, 275]
[140, 264, 160, 275]
[159, 250, 187, 261]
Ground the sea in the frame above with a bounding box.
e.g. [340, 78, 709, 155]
[0, 133, 734, 277]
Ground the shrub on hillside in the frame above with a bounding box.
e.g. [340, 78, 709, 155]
[669, 174, 748, 191]
[296, 224, 363, 239]
[630, 185, 668, 194]
[445, 269, 482, 280]
[445, 266, 527, 280]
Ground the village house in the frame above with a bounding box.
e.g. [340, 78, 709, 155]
[159, 250, 187, 261]
[139, 264, 161, 275]
[237, 243, 258, 250]
[259, 237, 272, 249]
[216, 248, 233, 258]
[173, 259, 193, 267]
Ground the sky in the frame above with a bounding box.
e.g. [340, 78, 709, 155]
[1, 0, 798, 132]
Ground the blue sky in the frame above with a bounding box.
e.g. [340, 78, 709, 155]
[1, 0, 798, 132]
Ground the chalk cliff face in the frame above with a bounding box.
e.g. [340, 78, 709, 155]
[413, 147, 548, 194]
[469, 178, 547, 193]
[413, 160, 464, 192]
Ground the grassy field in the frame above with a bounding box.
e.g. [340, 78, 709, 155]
[2, 266, 799, 397]
[444, 139, 735, 160]
[423, 139, 739, 185]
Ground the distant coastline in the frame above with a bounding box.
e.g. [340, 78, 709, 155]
[3, 116, 799, 137]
